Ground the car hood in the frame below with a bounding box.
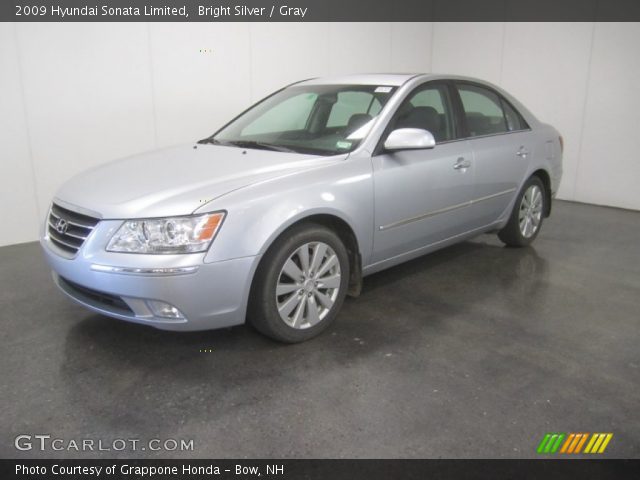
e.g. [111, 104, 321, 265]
[55, 144, 345, 219]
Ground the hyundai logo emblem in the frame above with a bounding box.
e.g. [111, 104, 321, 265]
[55, 218, 69, 235]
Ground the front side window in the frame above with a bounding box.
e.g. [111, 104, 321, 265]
[390, 84, 455, 142]
[210, 84, 397, 155]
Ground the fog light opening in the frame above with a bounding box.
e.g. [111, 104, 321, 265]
[146, 300, 185, 319]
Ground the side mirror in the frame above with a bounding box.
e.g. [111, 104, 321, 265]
[384, 128, 436, 151]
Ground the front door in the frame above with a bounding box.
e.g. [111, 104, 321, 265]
[371, 82, 476, 263]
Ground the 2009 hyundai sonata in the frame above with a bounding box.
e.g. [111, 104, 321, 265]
[42, 74, 563, 342]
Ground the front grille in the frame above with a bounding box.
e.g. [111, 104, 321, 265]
[59, 276, 134, 314]
[47, 203, 100, 255]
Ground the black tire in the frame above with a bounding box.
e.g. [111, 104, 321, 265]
[498, 176, 546, 247]
[248, 223, 350, 343]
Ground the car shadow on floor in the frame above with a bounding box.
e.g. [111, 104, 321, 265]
[59, 239, 549, 431]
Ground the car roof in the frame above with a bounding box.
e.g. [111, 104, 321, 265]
[295, 73, 494, 87]
[296, 74, 422, 87]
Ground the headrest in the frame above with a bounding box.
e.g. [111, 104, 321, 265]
[347, 113, 373, 131]
[400, 106, 440, 133]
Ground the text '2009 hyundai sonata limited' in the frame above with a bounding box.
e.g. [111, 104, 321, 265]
[42, 74, 563, 342]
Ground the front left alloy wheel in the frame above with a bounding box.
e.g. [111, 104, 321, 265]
[248, 223, 350, 343]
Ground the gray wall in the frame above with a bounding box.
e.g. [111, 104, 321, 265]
[1, 22, 639, 247]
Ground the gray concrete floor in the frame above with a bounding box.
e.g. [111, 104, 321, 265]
[0, 200, 638, 459]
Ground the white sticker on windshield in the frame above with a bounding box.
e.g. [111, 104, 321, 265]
[375, 86, 393, 93]
[336, 141, 352, 150]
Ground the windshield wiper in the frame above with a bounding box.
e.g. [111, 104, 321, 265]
[223, 140, 297, 153]
[198, 137, 302, 154]
[197, 137, 223, 145]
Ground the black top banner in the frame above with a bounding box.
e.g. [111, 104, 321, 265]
[3, 0, 640, 22]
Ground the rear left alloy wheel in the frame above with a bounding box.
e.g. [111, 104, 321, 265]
[248, 223, 350, 343]
[498, 176, 546, 247]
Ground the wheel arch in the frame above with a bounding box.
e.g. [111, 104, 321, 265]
[531, 168, 552, 217]
[252, 212, 363, 300]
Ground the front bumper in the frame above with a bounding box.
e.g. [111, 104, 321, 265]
[41, 228, 259, 331]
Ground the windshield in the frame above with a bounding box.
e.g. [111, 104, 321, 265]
[206, 84, 398, 156]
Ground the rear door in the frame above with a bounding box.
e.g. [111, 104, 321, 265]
[455, 82, 531, 228]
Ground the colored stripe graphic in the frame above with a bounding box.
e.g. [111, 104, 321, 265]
[574, 433, 589, 453]
[537, 433, 566, 454]
[567, 433, 583, 453]
[584, 433, 598, 453]
[584, 433, 613, 454]
[560, 433, 575, 453]
[539, 433, 613, 454]
[537, 434, 552, 454]
[550, 433, 565, 453]
[598, 434, 613, 453]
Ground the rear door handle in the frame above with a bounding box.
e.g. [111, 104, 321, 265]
[454, 157, 471, 170]
[516, 146, 530, 158]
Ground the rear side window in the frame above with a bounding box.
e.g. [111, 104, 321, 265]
[457, 84, 507, 137]
[457, 83, 528, 137]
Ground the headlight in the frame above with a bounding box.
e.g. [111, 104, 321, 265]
[106, 212, 225, 254]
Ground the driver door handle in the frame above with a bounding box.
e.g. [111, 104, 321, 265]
[454, 157, 471, 170]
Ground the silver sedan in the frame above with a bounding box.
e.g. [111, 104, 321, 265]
[41, 74, 563, 342]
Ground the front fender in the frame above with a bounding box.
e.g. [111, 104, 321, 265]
[198, 154, 375, 266]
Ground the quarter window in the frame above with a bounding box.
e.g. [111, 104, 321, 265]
[501, 99, 527, 132]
